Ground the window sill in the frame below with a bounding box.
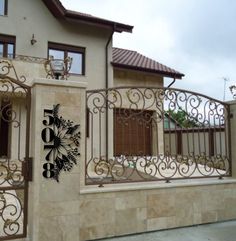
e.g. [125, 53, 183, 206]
[80, 177, 236, 194]
[69, 73, 85, 77]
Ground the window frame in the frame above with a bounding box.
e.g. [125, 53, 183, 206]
[48, 42, 85, 76]
[0, 0, 8, 16]
[0, 34, 15, 58]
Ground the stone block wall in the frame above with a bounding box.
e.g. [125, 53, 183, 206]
[27, 78, 86, 241]
[79, 182, 236, 240]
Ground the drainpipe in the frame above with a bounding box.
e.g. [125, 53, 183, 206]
[167, 77, 176, 88]
[105, 27, 115, 164]
[105, 27, 115, 89]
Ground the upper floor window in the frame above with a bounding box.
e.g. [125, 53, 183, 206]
[0, 34, 15, 58]
[0, 0, 7, 16]
[48, 42, 85, 75]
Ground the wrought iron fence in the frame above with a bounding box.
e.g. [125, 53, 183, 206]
[85, 86, 231, 186]
[0, 60, 31, 240]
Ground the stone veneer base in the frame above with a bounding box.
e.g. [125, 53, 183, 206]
[79, 178, 236, 241]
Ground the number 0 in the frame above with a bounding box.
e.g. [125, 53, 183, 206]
[41, 128, 55, 143]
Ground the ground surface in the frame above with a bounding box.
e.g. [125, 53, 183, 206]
[98, 220, 236, 241]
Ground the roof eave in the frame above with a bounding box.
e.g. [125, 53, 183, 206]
[42, 0, 133, 33]
[65, 12, 133, 33]
[42, 0, 66, 18]
[112, 63, 185, 79]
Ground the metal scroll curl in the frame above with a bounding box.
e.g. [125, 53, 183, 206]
[0, 191, 23, 237]
[0, 60, 26, 84]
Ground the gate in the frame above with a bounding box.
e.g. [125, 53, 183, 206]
[85, 86, 231, 186]
[0, 60, 31, 240]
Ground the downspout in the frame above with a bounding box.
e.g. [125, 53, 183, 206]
[105, 27, 115, 89]
[167, 77, 176, 88]
[105, 26, 115, 165]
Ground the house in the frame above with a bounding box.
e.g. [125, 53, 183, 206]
[0, 1, 233, 241]
[0, 0, 183, 163]
[0, 0, 185, 238]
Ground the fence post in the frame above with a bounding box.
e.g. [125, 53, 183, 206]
[229, 100, 236, 178]
[28, 78, 86, 241]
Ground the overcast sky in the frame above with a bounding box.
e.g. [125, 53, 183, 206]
[61, 0, 236, 101]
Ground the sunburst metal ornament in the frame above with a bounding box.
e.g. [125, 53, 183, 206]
[52, 104, 80, 182]
[42, 104, 80, 182]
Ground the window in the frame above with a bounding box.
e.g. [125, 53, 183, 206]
[0, 99, 11, 157]
[114, 109, 153, 156]
[0, 0, 7, 16]
[0, 34, 15, 58]
[48, 42, 85, 75]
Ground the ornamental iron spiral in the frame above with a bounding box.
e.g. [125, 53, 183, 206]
[86, 86, 231, 186]
[0, 59, 31, 239]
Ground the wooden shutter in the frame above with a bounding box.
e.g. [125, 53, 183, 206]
[114, 108, 152, 156]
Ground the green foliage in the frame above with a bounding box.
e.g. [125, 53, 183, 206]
[166, 109, 200, 128]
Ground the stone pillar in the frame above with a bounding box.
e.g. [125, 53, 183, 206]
[229, 100, 236, 178]
[28, 78, 86, 241]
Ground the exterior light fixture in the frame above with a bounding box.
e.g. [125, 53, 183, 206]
[31, 34, 37, 45]
[229, 85, 236, 100]
[44, 56, 72, 80]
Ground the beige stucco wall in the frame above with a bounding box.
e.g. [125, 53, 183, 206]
[0, 0, 113, 89]
[113, 68, 163, 87]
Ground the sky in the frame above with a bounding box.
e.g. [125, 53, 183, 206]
[61, 0, 236, 101]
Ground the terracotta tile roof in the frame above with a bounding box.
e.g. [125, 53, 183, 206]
[42, 0, 133, 33]
[112, 48, 184, 79]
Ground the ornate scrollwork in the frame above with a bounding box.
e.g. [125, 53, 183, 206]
[86, 87, 230, 185]
[0, 60, 27, 84]
[0, 59, 30, 238]
[0, 191, 23, 237]
[0, 60, 30, 188]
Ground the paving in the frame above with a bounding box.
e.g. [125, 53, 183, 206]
[98, 220, 236, 241]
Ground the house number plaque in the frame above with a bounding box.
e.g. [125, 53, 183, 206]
[41, 104, 80, 182]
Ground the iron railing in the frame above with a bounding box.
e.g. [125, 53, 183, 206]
[0, 60, 31, 240]
[85, 86, 231, 186]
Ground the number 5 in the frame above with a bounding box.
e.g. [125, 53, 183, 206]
[43, 109, 54, 126]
